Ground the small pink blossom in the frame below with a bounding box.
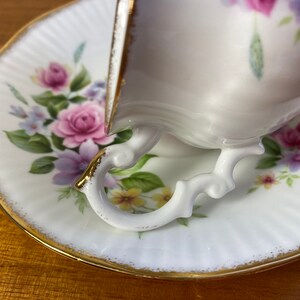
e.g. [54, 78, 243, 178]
[224, 0, 277, 16]
[50, 101, 114, 148]
[33, 63, 69, 91]
[255, 172, 279, 189]
[245, 0, 277, 16]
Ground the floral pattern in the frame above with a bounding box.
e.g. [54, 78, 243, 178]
[4, 42, 206, 227]
[223, 0, 300, 80]
[249, 121, 300, 193]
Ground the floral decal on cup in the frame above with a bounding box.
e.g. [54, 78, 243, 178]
[223, 0, 278, 80]
[223, 1, 300, 79]
[4, 42, 206, 226]
[249, 120, 300, 193]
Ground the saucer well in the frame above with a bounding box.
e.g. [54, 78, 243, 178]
[1, 0, 300, 279]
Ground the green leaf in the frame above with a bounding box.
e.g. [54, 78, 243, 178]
[248, 187, 258, 194]
[292, 174, 300, 179]
[57, 186, 76, 201]
[287, 177, 294, 187]
[249, 32, 264, 80]
[74, 190, 89, 213]
[278, 16, 293, 26]
[32, 91, 67, 107]
[295, 29, 300, 44]
[121, 172, 164, 193]
[262, 137, 282, 156]
[30, 156, 57, 174]
[7, 83, 28, 105]
[57, 187, 88, 213]
[69, 95, 86, 103]
[51, 133, 65, 150]
[32, 91, 68, 118]
[177, 218, 189, 227]
[44, 119, 54, 126]
[192, 213, 207, 218]
[111, 154, 157, 176]
[70, 66, 91, 92]
[280, 170, 289, 174]
[256, 156, 280, 169]
[74, 42, 86, 64]
[47, 100, 69, 118]
[5, 130, 52, 153]
[113, 129, 133, 144]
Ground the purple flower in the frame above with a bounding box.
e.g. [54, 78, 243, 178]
[280, 151, 300, 172]
[85, 81, 106, 102]
[9, 105, 27, 118]
[32, 63, 69, 92]
[28, 106, 48, 122]
[19, 118, 44, 136]
[53, 139, 117, 188]
[289, 0, 300, 22]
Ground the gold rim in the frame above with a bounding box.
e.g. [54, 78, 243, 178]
[0, 0, 300, 280]
[105, 0, 135, 134]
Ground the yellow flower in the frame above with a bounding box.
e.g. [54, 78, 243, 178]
[255, 172, 279, 189]
[110, 188, 145, 211]
[152, 187, 173, 208]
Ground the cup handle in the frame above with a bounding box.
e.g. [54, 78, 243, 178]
[75, 126, 264, 231]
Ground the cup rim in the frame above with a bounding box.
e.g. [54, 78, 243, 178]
[105, 0, 135, 134]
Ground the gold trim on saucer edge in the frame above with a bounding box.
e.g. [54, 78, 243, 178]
[0, 0, 300, 280]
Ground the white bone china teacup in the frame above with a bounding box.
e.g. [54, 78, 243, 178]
[75, 0, 300, 231]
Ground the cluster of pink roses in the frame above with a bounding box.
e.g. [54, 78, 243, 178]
[31, 62, 115, 186]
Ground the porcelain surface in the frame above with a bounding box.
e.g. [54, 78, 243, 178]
[2, 0, 300, 278]
[108, 0, 300, 149]
[82, 0, 300, 231]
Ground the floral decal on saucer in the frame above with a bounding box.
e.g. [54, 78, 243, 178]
[223, 0, 300, 80]
[249, 120, 300, 193]
[4, 42, 206, 226]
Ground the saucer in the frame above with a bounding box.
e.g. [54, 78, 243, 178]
[1, 0, 300, 279]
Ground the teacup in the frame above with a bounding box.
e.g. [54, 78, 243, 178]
[76, 0, 300, 231]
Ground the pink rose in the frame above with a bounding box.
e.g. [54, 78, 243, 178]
[245, 0, 277, 16]
[273, 126, 300, 149]
[51, 101, 114, 148]
[33, 63, 69, 91]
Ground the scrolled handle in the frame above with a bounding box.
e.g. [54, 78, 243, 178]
[75, 126, 264, 231]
